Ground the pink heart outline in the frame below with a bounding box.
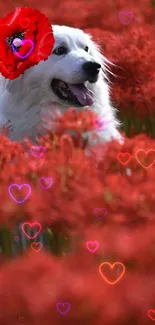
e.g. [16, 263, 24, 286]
[8, 183, 31, 204]
[56, 302, 70, 315]
[39, 177, 53, 189]
[94, 117, 108, 131]
[118, 11, 134, 25]
[21, 222, 42, 239]
[86, 241, 99, 253]
[31, 146, 46, 158]
[11, 39, 35, 60]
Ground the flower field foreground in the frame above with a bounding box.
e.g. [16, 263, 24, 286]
[0, 108, 155, 325]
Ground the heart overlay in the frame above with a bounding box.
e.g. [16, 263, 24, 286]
[19, 18, 30, 29]
[94, 117, 108, 131]
[8, 184, 31, 204]
[21, 222, 42, 239]
[29, 157, 45, 169]
[117, 152, 132, 165]
[86, 241, 99, 252]
[99, 262, 125, 285]
[11, 39, 35, 60]
[94, 208, 107, 219]
[56, 302, 70, 315]
[135, 149, 155, 168]
[118, 11, 134, 25]
[148, 310, 155, 321]
[14, 236, 19, 241]
[31, 146, 46, 158]
[39, 177, 53, 189]
[19, 316, 24, 322]
[31, 242, 42, 252]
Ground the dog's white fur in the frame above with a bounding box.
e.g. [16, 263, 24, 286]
[0, 25, 122, 144]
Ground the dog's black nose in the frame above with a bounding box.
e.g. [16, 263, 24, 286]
[83, 62, 101, 82]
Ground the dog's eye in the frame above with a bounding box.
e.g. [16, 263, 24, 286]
[53, 46, 67, 55]
[84, 46, 89, 52]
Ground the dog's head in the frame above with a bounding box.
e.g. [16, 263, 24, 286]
[48, 25, 103, 108]
[5, 25, 108, 109]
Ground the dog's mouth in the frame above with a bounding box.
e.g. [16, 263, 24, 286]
[51, 79, 94, 106]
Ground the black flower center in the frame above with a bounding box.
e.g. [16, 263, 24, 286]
[7, 32, 24, 52]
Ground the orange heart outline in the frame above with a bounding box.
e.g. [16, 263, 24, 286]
[117, 152, 132, 165]
[99, 262, 125, 285]
[31, 242, 42, 252]
[135, 149, 155, 168]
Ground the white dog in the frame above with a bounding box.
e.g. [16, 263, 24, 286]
[0, 25, 122, 145]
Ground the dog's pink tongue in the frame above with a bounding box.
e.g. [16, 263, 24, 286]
[68, 84, 94, 106]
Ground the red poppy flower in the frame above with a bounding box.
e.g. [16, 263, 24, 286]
[0, 7, 55, 80]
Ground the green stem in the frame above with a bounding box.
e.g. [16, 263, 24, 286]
[0, 227, 13, 257]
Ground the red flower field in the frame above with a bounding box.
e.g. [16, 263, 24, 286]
[0, 0, 155, 325]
